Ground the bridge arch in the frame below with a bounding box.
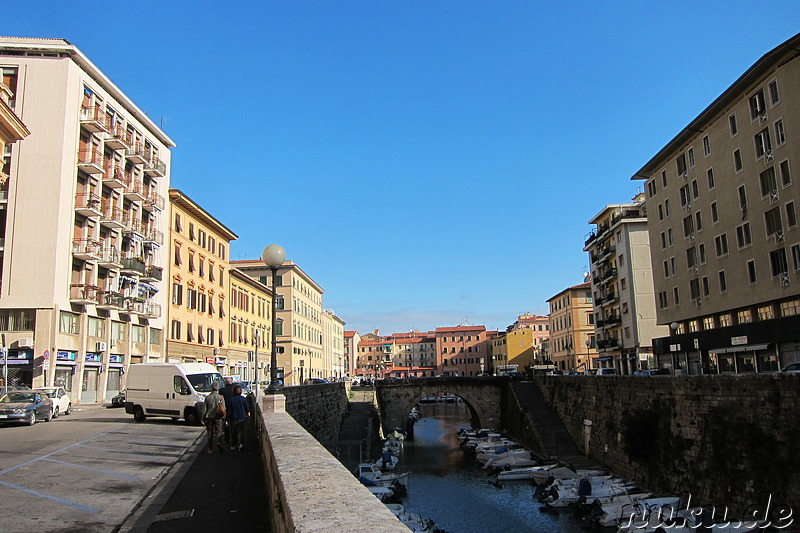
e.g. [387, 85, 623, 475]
[375, 377, 505, 435]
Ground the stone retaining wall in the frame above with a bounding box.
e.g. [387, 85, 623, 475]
[281, 382, 349, 442]
[534, 374, 800, 511]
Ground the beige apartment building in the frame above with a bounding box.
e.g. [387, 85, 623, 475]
[232, 259, 327, 385]
[633, 33, 800, 374]
[167, 189, 236, 374]
[228, 269, 272, 382]
[0, 38, 173, 402]
[584, 195, 669, 374]
[547, 282, 598, 371]
[322, 310, 346, 379]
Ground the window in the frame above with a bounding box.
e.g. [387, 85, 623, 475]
[736, 223, 752, 248]
[647, 180, 656, 198]
[688, 147, 695, 168]
[680, 184, 691, 207]
[787, 202, 797, 228]
[698, 244, 706, 264]
[703, 135, 711, 156]
[792, 244, 800, 271]
[683, 215, 694, 238]
[673, 286, 680, 306]
[775, 119, 786, 146]
[174, 213, 182, 232]
[189, 223, 195, 242]
[780, 160, 792, 187]
[747, 260, 757, 284]
[738, 309, 752, 324]
[88, 316, 104, 337]
[670, 256, 676, 276]
[172, 283, 183, 305]
[187, 323, 194, 342]
[59, 311, 79, 334]
[661, 170, 667, 187]
[132, 325, 146, 343]
[664, 199, 671, 217]
[174, 243, 182, 266]
[188, 252, 195, 273]
[658, 203, 664, 221]
[150, 328, 162, 345]
[658, 291, 668, 309]
[695, 211, 703, 232]
[714, 234, 729, 257]
[703, 317, 715, 330]
[198, 229, 206, 248]
[780, 300, 800, 317]
[668, 228, 674, 246]
[707, 168, 715, 190]
[738, 186, 748, 211]
[765, 207, 783, 238]
[171, 320, 181, 340]
[768, 79, 779, 106]
[755, 128, 772, 159]
[770, 248, 789, 279]
[111, 321, 125, 343]
[661, 232, 667, 249]
[729, 113, 738, 136]
[719, 313, 732, 327]
[760, 167, 778, 198]
[686, 247, 697, 269]
[734, 149, 743, 172]
[711, 201, 719, 223]
[758, 305, 774, 321]
[676, 153, 687, 177]
[702, 276, 710, 297]
[187, 288, 197, 310]
[749, 89, 767, 121]
[719, 270, 727, 293]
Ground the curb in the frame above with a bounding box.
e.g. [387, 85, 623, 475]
[114, 428, 206, 533]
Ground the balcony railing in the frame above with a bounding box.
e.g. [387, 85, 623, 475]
[143, 191, 165, 211]
[120, 256, 146, 276]
[145, 303, 162, 318]
[70, 283, 100, 304]
[123, 218, 145, 237]
[122, 299, 146, 315]
[80, 105, 109, 133]
[97, 291, 125, 310]
[72, 239, 102, 261]
[105, 123, 132, 150]
[144, 156, 166, 177]
[143, 228, 164, 246]
[97, 247, 123, 268]
[100, 204, 126, 229]
[123, 177, 147, 201]
[126, 143, 152, 164]
[102, 164, 126, 189]
[74, 192, 102, 217]
[77, 148, 104, 175]
[141, 265, 163, 282]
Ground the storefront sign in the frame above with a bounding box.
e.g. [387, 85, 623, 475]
[85, 352, 102, 363]
[109, 354, 124, 364]
[731, 336, 748, 346]
[57, 351, 77, 361]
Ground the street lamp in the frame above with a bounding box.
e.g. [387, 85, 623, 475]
[262, 244, 285, 393]
[584, 339, 591, 371]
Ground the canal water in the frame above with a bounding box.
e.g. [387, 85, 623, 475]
[399, 401, 588, 533]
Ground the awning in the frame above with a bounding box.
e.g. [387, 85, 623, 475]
[708, 343, 770, 355]
[596, 356, 613, 362]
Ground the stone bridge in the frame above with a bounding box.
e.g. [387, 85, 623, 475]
[375, 377, 505, 433]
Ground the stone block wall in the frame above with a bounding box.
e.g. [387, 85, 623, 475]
[282, 382, 349, 442]
[534, 375, 800, 511]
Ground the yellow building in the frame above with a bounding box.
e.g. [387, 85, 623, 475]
[167, 189, 237, 373]
[227, 269, 272, 382]
[547, 281, 598, 371]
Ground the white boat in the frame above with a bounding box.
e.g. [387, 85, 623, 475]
[368, 486, 394, 502]
[543, 479, 635, 508]
[385, 503, 404, 516]
[375, 452, 400, 471]
[589, 494, 676, 527]
[484, 454, 540, 470]
[357, 463, 409, 488]
[497, 466, 547, 481]
[477, 446, 530, 464]
[531, 465, 605, 485]
[457, 428, 493, 444]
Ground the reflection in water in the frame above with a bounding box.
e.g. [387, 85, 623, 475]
[400, 402, 586, 533]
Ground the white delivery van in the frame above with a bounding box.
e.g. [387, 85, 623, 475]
[124, 362, 224, 424]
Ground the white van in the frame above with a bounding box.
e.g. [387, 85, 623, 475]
[124, 362, 224, 424]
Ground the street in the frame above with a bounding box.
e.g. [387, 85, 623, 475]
[0, 405, 203, 533]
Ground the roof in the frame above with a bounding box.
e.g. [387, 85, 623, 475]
[230, 268, 272, 296]
[547, 282, 592, 302]
[168, 188, 238, 241]
[231, 259, 325, 294]
[435, 325, 486, 333]
[631, 32, 800, 180]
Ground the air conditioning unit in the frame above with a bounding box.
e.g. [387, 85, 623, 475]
[17, 338, 34, 349]
[96, 341, 108, 352]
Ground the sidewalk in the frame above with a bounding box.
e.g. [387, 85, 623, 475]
[122, 416, 271, 533]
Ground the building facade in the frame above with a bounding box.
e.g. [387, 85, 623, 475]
[343, 330, 360, 378]
[633, 33, 800, 374]
[228, 269, 272, 382]
[0, 38, 173, 402]
[505, 314, 550, 372]
[547, 282, 598, 371]
[435, 325, 488, 377]
[584, 195, 669, 374]
[167, 189, 236, 374]
[322, 310, 346, 380]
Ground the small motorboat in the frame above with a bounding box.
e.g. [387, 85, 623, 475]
[357, 463, 409, 488]
[368, 486, 394, 502]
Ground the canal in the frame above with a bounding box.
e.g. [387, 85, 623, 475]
[400, 401, 587, 533]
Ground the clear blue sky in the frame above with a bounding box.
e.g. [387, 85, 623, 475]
[10, 2, 800, 334]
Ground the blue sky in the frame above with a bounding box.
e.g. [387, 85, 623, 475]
[10, 2, 800, 334]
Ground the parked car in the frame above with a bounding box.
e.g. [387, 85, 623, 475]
[36, 387, 71, 417]
[639, 368, 671, 376]
[780, 362, 800, 373]
[597, 368, 618, 376]
[0, 390, 53, 425]
[110, 390, 126, 407]
[304, 378, 330, 385]
[232, 382, 254, 396]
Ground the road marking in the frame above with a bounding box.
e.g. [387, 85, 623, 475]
[0, 479, 100, 514]
[41, 458, 140, 481]
[77, 444, 178, 459]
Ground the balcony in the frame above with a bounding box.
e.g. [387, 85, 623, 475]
[123, 218, 145, 239]
[105, 123, 132, 151]
[97, 291, 125, 310]
[102, 164, 126, 189]
[123, 177, 147, 202]
[72, 239, 102, 261]
[597, 337, 620, 350]
[140, 265, 163, 282]
[143, 191, 165, 212]
[144, 156, 166, 177]
[74, 192, 102, 217]
[126, 143, 151, 165]
[122, 298, 146, 316]
[143, 228, 164, 246]
[77, 148, 105, 175]
[120, 255, 146, 276]
[97, 247, 123, 269]
[79, 105, 109, 133]
[99, 204, 126, 229]
[145, 303, 162, 318]
[70, 284, 100, 305]
[602, 315, 622, 329]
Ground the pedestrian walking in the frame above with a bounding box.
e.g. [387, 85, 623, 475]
[227, 384, 250, 451]
[203, 382, 226, 453]
[219, 377, 235, 443]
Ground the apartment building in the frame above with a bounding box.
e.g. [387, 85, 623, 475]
[383, 331, 437, 378]
[167, 189, 236, 373]
[435, 325, 487, 377]
[506, 314, 550, 371]
[633, 33, 800, 374]
[355, 338, 391, 379]
[343, 330, 360, 378]
[322, 310, 346, 379]
[547, 282, 598, 371]
[232, 259, 326, 385]
[584, 195, 669, 374]
[228, 269, 272, 381]
[0, 38, 173, 402]
[488, 330, 508, 375]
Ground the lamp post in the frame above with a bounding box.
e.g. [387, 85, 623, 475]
[253, 329, 259, 400]
[262, 244, 285, 393]
[585, 339, 591, 371]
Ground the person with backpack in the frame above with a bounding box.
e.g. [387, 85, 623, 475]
[227, 385, 250, 451]
[203, 382, 226, 453]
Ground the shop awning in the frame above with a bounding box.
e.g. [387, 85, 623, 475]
[595, 356, 613, 362]
[708, 343, 770, 355]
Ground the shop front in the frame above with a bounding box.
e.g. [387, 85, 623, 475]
[106, 354, 124, 400]
[81, 352, 102, 403]
[2, 349, 34, 388]
[55, 350, 78, 393]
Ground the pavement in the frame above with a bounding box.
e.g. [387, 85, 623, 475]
[118, 415, 271, 533]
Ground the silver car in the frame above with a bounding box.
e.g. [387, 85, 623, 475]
[0, 390, 54, 425]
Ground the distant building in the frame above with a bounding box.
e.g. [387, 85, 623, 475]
[343, 330, 361, 378]
[584, 195, 669, 374]
[435, 325, 488, 377]
[632, 32, 800, 374]
[227, 269, 272, 381]
[323, 310, 346, 380]
[383, 331, 437, 378]
[547, 282, 597, 371]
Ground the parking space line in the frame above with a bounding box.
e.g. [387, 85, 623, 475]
[0, 424, 128, 475]
[0, 479, 100, 514]
[77, 444, 179, 459]
[41, 458, 140, 481]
